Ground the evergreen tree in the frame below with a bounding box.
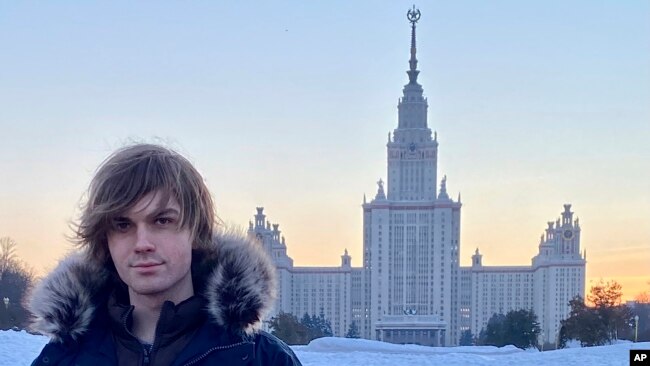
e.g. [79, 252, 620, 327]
[481, 313, 507, 346]
[562, 296, 608, 346]
[317, 309, 333, 337]
[300, 313, 314, 331]
[300, 313, 318, 341]
[269, 312, 309, 345]
[562, 281, 633, 347]
[557, 325, 569, 349]
[345, 321, 360, 338]
[459, 329, 473, 346]
[505, 309, 541, 349]
[298, 311, 333, 342]
[478, 310, 540, 349]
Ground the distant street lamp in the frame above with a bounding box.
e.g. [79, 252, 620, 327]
[2, 297, 8, 309]
[634, 315, 640, 343]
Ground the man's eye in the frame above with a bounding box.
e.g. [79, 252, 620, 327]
[156, 217, 173, 225]
[113, 222, 131, 232]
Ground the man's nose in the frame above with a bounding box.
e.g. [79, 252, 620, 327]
[134, 226, 155, 252]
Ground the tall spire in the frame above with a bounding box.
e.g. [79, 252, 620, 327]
[388, 5, 437, 201]
[406, 5, 421, 85]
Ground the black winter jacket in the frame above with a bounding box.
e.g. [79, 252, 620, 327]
[28, 231, 302, 366]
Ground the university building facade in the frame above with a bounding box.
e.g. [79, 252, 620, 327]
[249, 9, 585, 346]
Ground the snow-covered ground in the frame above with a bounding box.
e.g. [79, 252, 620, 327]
[2, 330, 648, 366]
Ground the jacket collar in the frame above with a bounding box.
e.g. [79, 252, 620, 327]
[28, 230, 277, 343]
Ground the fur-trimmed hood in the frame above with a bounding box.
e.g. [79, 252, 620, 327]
[28, 231, 277, 343]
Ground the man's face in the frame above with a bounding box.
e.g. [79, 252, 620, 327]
[107, 190, 194, 304]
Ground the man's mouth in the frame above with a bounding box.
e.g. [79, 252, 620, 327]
[132, 262, 163, 268]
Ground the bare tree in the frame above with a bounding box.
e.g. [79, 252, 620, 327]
[0, 237, 18, 277]
[0, 237, 34, 329]
[636, 281, 650, 304]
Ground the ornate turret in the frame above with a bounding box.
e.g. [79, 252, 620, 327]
[248, 208, 294, 269]
[472, 248, 483, 268]
[341, 249, 352, 269]
[562, 204, 574, 226]
[533, 204, 584, 265]
[254, 207, 266, 229]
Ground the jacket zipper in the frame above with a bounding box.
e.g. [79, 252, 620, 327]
[122, 305, 250, 366]
[121, 306, 146, 365]
[143, 345, 151, 366]
[181, 341, 252, 366]
[121, 306, 162, 366]
[147, 311, 163, 365]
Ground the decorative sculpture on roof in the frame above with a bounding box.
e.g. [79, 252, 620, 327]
[407, 5, 421, 24]
[438, 175, 449, 199]
[375, 178, 386, 200]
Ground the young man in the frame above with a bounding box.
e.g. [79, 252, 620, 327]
[29, 144, 302, 365]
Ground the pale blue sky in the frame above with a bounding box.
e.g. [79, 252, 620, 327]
[0, 1, 648, 298]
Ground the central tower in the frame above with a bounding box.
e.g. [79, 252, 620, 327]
[387, 6, 439, 201]
[363, 6, 462, 346]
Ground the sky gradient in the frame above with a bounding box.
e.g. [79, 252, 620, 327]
[0, 1, 648, 300]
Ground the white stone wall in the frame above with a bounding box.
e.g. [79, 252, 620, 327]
[533, 264, 586, 344]
[362, 200, 461, 346]
[468, 267, 534, 336]
[365, 206, 390, 340]
[290, 268, 352, 337]
[464, 205, 585, 345]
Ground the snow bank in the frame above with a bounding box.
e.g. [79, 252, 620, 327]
[2, 330, 649, 366]
[0, 330, 49, 365]
[302, 337, 524, 355]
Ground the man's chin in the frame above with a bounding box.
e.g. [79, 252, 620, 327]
[127, 283, 167, 297]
